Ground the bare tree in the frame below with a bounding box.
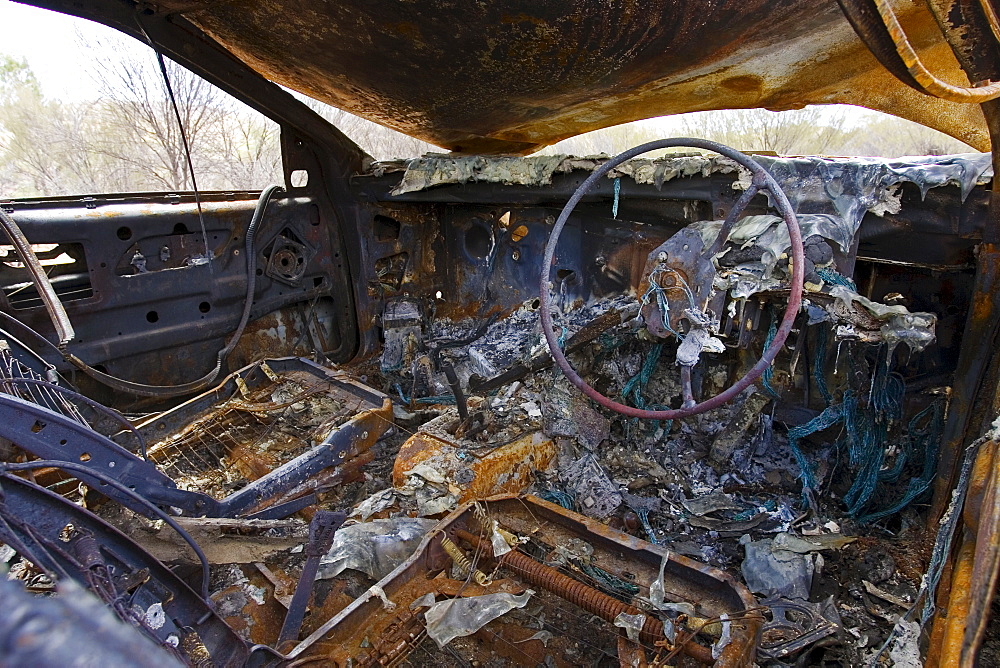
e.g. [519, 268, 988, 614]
[0, 35, 287, 196]
[538, 106, 975, 159]
[0, 32, 981, 201]
[0, 59, 117, 196]
[840, 115, 973, 157]
[299, 97, 440, 161]
[204, 107, 283, 189]
[536, 121, 662, 157]
[668, 107, 853, 155]
[83, 35, 233, 191]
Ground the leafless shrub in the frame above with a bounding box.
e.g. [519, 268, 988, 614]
[0, 34, 980, 200]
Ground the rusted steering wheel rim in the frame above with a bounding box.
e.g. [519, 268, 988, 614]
[539, 138, 804, 420]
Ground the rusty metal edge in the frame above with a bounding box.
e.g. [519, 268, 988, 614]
[287, 494, 760, 666]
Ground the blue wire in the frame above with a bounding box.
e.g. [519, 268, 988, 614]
[612, 177, 621, 219]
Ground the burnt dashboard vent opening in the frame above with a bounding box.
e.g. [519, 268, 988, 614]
[0, 242, 93, 309]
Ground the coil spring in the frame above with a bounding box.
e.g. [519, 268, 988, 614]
[440, 535, 490, 586]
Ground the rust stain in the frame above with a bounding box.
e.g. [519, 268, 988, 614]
[228, 308, 312, 371]
[393, 430, 556, 502]
[171, 0, 987, 153]
[965, 443, 1000, 664]
[215, 566, 287, 646]
[932, 536, 976, 668]
[295, 496, 759, 665]
[720, 74, 764, 93]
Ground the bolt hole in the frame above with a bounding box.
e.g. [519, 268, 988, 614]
[146, 311, 159, 323]
[464, 224, 492, 259]
[116, 226, 132, 241]
[199, 301, 211, 313]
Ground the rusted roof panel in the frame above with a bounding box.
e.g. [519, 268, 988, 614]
[150, 0, 990, 154]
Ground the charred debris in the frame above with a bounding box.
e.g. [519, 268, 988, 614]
[0, 147, 994, 667]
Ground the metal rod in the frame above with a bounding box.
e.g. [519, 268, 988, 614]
[277, 510, 345, 649]
[442, 362, 469, 420]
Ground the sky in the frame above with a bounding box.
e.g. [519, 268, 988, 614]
[0, 0, 150, 101]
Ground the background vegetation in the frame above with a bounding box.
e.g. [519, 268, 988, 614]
[0, 36, 976, 199]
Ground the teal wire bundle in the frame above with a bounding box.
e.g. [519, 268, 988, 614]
[415, 394, 458, 405]
[855, 400, 944, 524]
[540, 488, 575, 510]
[639, 267, 693, 341]
[813, 325, 833, 405]
[580, 562, 640, 598]
[787, 403, 844, 493]
[761, 307, 781, 399]
[788, 337, 942, 523]
[620, 343, 674, 436]
[612, 177, 621, 219]
[636, 507, 660, 544]
[732, 499, 777, 522]
[621, 343, 664, 410]
[842, 352, 905, 517]
[816, 266, 857, 290]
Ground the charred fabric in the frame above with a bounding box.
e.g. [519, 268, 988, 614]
[0, 141, 993, 667]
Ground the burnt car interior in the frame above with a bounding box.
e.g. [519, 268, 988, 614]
[1, 0, 1000, 666]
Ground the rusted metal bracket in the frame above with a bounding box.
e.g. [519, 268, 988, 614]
[277, 510, 346, 650]
[287, 495, 761, 666]
[0, 473, 253, 667]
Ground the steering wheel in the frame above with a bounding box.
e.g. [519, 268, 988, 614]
[539, 138, 804, 419]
